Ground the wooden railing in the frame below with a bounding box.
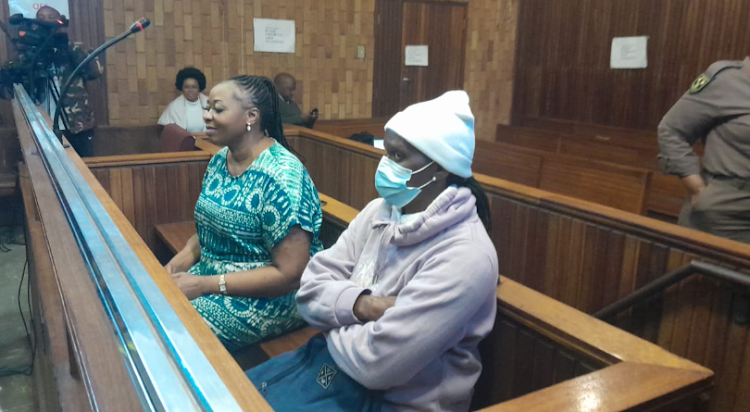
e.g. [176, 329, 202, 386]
[17, 113, 714, 411]
[476, 278, 712, 411]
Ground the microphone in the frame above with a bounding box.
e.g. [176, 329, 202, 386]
[129, 18, 150, 33]
[53, 18, 150, 142]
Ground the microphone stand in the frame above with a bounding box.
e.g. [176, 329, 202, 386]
[53, 18, 150, 144]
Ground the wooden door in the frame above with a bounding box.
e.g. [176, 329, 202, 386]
[373, 0, 467, 117]
[399, 1, 467, 110]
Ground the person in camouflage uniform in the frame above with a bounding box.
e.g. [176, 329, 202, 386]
[36, 6, 103, 157]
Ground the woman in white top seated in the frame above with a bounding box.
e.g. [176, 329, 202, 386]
[158, 67, 209, 132]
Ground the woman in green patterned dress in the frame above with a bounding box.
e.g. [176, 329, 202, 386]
[165, 75, 323, 351]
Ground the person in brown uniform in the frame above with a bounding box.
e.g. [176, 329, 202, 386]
[658, 58, 750, 243]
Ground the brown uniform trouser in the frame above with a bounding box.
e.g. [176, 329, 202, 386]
[678, 174, 750, 244]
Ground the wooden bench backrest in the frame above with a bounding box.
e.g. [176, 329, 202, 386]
[516, 117, 658, 149]
[476, 140, 649, 214]
[473, 141, 543, 187]
[84, 152, 210, 251]
[314, 118, 390, 140]
[91, 124, 164, 156]
[496, 123, 686, 217]
[497, 123, 658, 168]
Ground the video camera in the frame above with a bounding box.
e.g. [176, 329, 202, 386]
[0, 13, 70, 101]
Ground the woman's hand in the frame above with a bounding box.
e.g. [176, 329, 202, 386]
[354, 295, 397, 322]
[164, 252, 194, 275]
[172, 272, 207, 300]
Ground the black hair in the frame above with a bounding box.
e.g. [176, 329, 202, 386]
[228, 75, 293, 153]
[175, 67, 207, 91]
[446, 175, 492, 233]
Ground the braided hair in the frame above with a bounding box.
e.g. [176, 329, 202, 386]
[228, 75, 293, 152]
[446, 175, 492, 233]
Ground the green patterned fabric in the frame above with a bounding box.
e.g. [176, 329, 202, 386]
[189, 141, 323, 351]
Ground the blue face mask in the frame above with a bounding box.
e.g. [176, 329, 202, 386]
[375, 156, 436, 208]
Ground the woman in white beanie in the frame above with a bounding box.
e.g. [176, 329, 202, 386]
[246, 91, 498, 412]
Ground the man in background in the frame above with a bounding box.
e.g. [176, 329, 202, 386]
[274, 73, 318, 128]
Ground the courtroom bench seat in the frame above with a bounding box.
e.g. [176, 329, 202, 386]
[154, 221, 319, 367]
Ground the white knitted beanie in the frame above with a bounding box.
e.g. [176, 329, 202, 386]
[384, 90, 475, 178]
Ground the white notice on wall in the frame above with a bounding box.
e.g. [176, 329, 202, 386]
[405, 45, 429, 67]
[254, 18, 296, 54]
[610, 36, 648, 69]
[9, 0, 70, 18]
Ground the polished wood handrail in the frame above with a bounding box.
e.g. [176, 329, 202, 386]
[478, 362, 709, 412]
[477, 277, 712, 411]
[84, 150, 211, 168]
[496, 277, 709, 372]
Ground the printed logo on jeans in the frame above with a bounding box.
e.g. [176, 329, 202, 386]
[317, 363, 338, 389]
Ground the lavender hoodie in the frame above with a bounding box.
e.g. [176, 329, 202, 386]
[297, 186, 498, 412]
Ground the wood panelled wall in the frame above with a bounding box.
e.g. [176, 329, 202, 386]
[459, 0, 517, 139]
[99, 0, 516, 140]
[288, 130, 750, 412]
[513, 0, 750, 131]
[89, 160, 207, 250]
[103, 0, 377, 125]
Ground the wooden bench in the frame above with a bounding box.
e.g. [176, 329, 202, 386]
[494, 124, 686, 218]
[474, 140, 650, 214]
